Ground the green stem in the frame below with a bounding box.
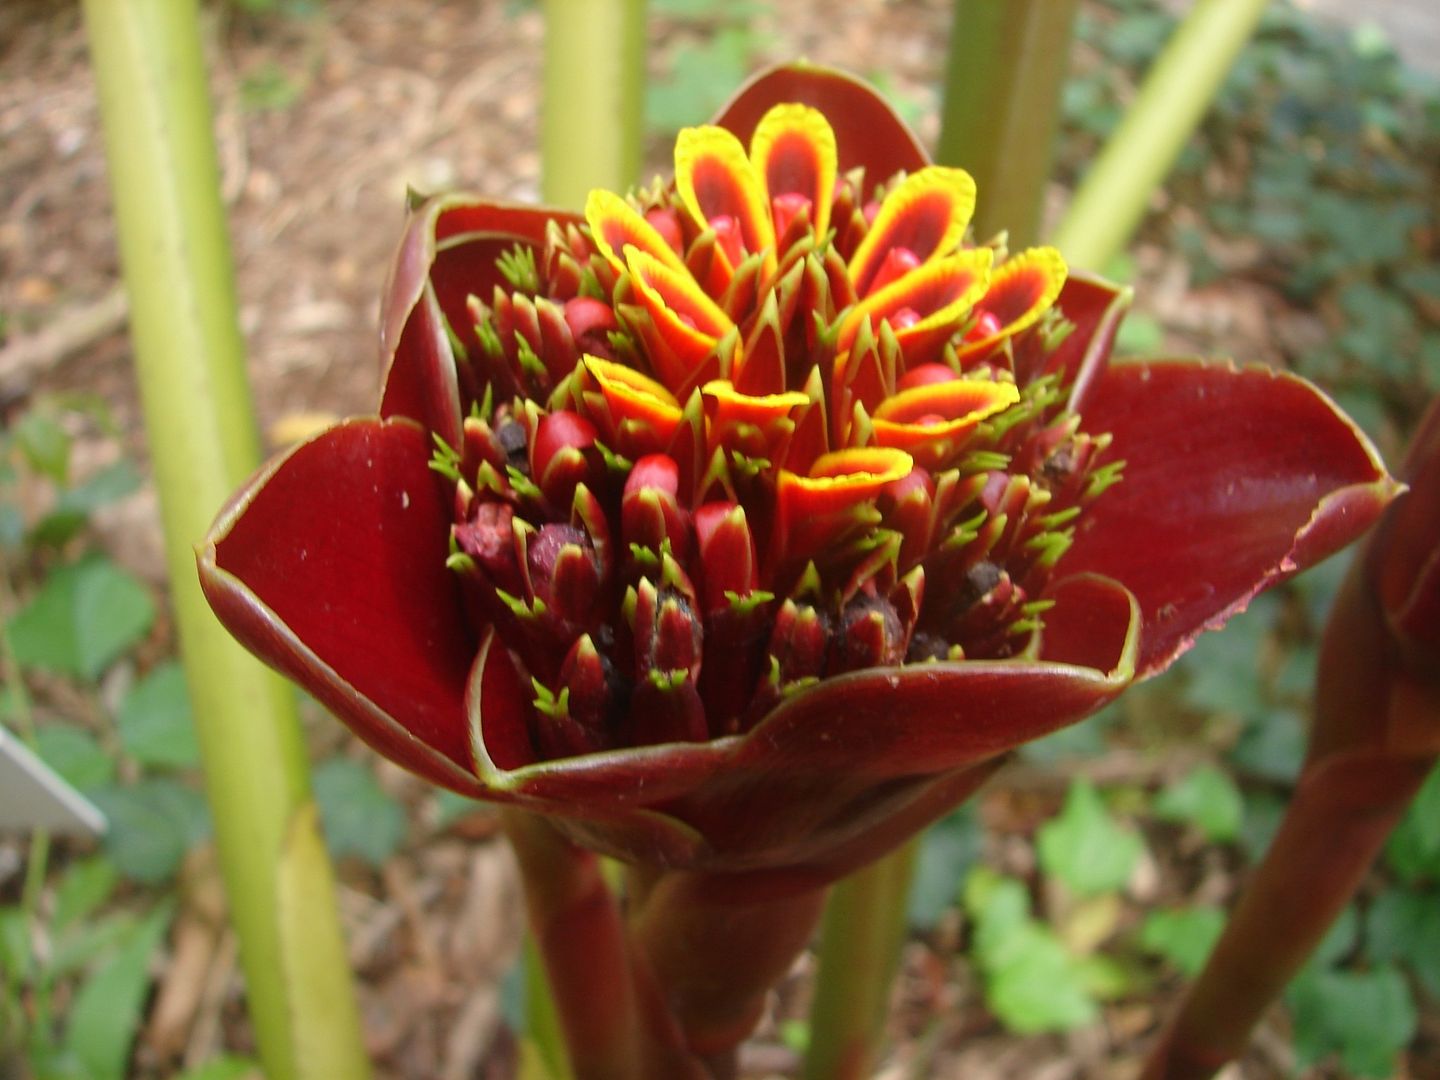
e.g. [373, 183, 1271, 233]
[801, 840, 918, 1080]
[541, 0, 647, 208]
[80, 4, 368, 1078]
[1051, 0, 1268, 269]
[935, 0, 1080, 248]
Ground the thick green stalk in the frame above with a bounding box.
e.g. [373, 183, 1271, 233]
[80, 4, 368, 1078]
[541, 0, 647, 208]
[936, 0, 1080, 248]
[801, 841, 917, 1080]
[1052, 0, 1268, 269]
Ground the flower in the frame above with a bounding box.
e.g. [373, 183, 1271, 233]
[199, 64, 1396, 883]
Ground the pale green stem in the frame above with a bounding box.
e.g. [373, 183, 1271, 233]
[80, 3, 368, 1078]
[519, 934, 575, 1080]
[528, 8, 646, 1071]
[802, 840, 919, 1080]
[1052, 0, 1269, 269]
[541, 0, 647, 208]
[936, 0, 1080, 248]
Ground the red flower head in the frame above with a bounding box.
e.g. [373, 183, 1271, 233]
[199, 65, 1396, 887]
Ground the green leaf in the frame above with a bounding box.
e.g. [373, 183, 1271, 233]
[52, 857, 120, 932]
[1366, 888, 1440, 1000]
[34, 724, 115, 792]
[0, 905, 31, 986]
[1175, 596, 1279, 715]
[31, 461, 142, 548]
[116, 662, 200, 770]
[1153, 765, 1244, 842]
[1286, 966, 1416, 1079]
[174, 1057, 263, 1080]
[1036, 779, 1144, 898]
[13, 410, 71, 484]
[907, 805, 982, 930]
[64, 902, 174, 1080]
[645, 29, 752, 137]
[313, 758, 406, 867]
[985, 921, 1099, 1033]
[1114, 312, 1163, 354]
[1139, 906, 1226, 977]
[49, 912, 139, 982]
[1385, 761, 1440, 883]
[1239, 788, 1287, 862]
[1231, 707, 1305, 783]
[89, 780, 211, 885]
[8, 558, 155, 680]
[964, 868, 1099, 1033]
[174, 1059, 264, 1080]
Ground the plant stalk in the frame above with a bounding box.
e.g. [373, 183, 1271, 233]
[1143, 397, 1440, 1079]
[541, 0, 647, 209]
[801, 840, 918, 1080]
[1052, 0, 1268, 269]
[80, 3, 369, 1077]
[936, 0, 1080, 248]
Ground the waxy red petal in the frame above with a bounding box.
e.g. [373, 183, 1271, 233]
[847, 168, 977, 298]
[749, 103, 838, 242]
[625, 247, 734, 388]
[837, 248, 994, 363]
[199, 419, 483, 794]
[953, 246, 1067, 364]
[381, 195, 582, 447]
[585, 189, 687, 275]
[1061, 360, 1399, 676]
[675, 125, 777, 276]
[581, 355, 685, 456]
[713, 62, 928, 180]
[872, 378, 1020, 469]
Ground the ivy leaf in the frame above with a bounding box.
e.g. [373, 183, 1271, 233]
[1385, 762, 1440, 883]
[907, 805, 982, 930]
[1366, 888, 1440, 1000]
[8, 558, 155, 680]
[1153, 765, 1244, 843]
[1286, 966, 1416, 1079]
[35, 724, 115, 792]
[1139, 906, 1226, 977]
[116, 662, 200, 770]
[965, 868, 1098, 1033]
[89, 780, 211, 885]
[1036, 779, 1144, 898]
[52, 857, 120, 932]
[313, 758, 406, 867]
[65, 902, 175, 1080]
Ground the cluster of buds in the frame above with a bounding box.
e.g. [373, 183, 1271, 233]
[435, 102, 1118, 763]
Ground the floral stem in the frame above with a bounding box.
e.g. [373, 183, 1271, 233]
[502, 809, 707, 1080]
[541, 0, 647, 209]
[1051, 0, 1268, 269]
[630, 871, 830, 1061]
[935, 0, 1079, 249]
[801, 839, 918, 1080]
[79, 3, 368, 1078]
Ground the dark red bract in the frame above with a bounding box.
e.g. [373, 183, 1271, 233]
[198, 63, 1396, 882]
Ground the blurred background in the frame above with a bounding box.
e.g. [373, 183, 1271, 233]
[2, 1, 1438, 1077]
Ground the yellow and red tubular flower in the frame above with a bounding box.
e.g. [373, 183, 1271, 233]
[201, 64, 1398, 881]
